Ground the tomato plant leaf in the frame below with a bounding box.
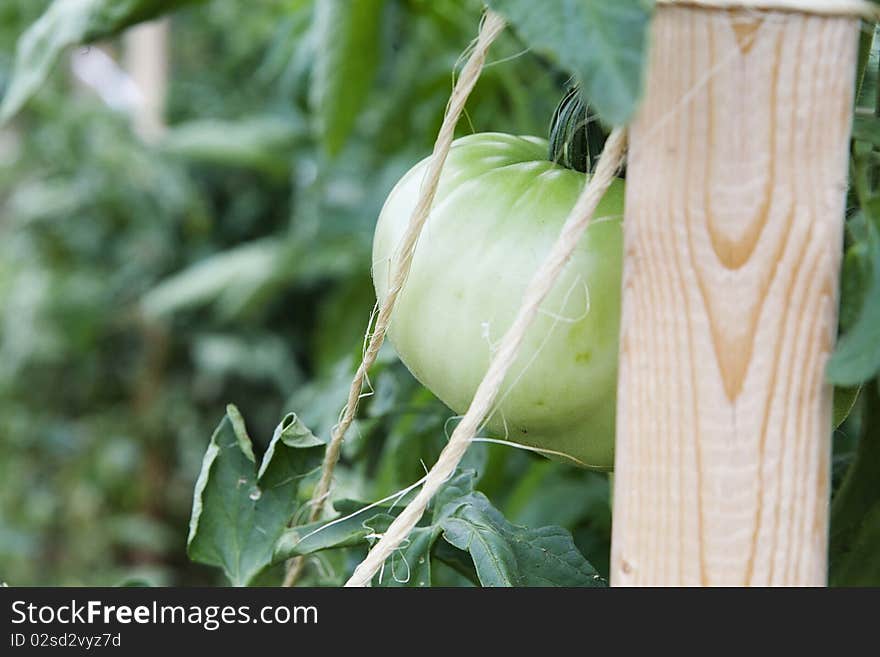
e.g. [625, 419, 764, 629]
[833, 385, 861, 429]
[141, 239, 282, 319]
[830, 386, 880, 585]
[160, 116, 304, 176]
[432, 469, 479, 514]
[274, 507, 398, 560]
[486, 0, 652, 125]
[838, 237, 873, 333]
[373, 526, 439, 587]
[827, 222, 880, 386]
[310, 0, 384, 156]
[830, 501, 880, 586]
[437, 491, 606, 587]
[851, 114, 880, 148]
[270, 467, 601, 586]
[274, 505, 440, 587]
[0, 0, 206, 123]
[187, 405, 324, 586]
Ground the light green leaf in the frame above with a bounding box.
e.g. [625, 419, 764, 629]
[438, 491, 605, 587]
[827, 223, 880, 386]
[310, 0, 384, 155]
[487, 0, 652, 125]
[1, 0, 206, 123]
[140, 239, 281, 319]
[160, 116, 304, 176]
[187, 405, 325, 586]
[274, 507, 397, 560]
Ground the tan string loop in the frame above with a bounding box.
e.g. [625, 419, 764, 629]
[283, 9, 507, 587]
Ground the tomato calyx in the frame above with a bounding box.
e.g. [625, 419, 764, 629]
[547, 86, 608, 174]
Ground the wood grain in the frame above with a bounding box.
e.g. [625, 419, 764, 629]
[610, 6, 858, 586]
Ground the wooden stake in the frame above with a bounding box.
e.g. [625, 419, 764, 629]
[125, 19, 169, 143]
[611, 6, 858, 586]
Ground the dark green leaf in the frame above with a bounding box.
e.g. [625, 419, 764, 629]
[438, 491, 605, 587]
[547, 86, 608, 173]
[1, 0, 206, 122]
[310, 0, 384, 155]
[833, 385, 861, 429]
[839, 239, 872, 333]
[274, 503, 439, 587]
[830, 501, 880, 586]
[851, 114, 880, 148]
[431, 540, 481, 586]
[827, 223, 880, 385]
[271, 467, 601, 587]
[830, 386, 880, 586]
[187, 405, 324, 586]
[373, 397, 449, 496]
[432, 469, 479, 518]
[372, 526, 439, 587]
[487, 0, 652, 124]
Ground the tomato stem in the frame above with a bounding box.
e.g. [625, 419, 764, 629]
[547, 86, 607, 174]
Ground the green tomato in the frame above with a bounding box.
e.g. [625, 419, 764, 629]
[372, 133, 624, 469]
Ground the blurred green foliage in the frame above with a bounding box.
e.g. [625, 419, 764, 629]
[2, 0, 876, 587]
[0, 0, 612, 586]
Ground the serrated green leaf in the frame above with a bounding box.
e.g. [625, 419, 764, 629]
[187, 406, 324, 586]
[310, 0, 384, 155]
[487, 0, 652, 125]
[827, 223, 880, 385]
[438, 491, 605, 587]
[1, 0, 206, 123]
[272, 468, 600, 587]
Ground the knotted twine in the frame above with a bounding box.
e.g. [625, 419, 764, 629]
[283, 9, 507, 586]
